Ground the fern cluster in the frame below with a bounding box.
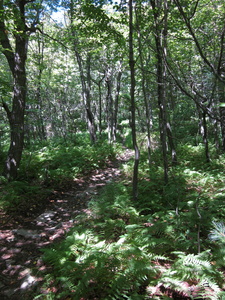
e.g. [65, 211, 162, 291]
[38, 182, 225, 299]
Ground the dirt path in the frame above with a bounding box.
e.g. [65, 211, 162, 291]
[0, 150, 133, 300]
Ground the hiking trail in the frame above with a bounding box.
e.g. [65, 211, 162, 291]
[0, 149, 133, 299]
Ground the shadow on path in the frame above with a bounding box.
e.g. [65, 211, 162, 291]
[0, 150, 133, 299]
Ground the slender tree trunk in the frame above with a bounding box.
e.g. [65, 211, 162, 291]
[129, 0, 140, 201]
[163, 0, 177, 166]
[197, 105, 210, 162]
[69, 3, 96, 143]
[0, 0, 28, 180]
[113, 61, 122, 142]
[218, 78, 225, 151]
[36, 32, 46, 140]
[217, 25, 225, 150]
[86, 54, 97, 143]
[97, 76, 104, 136]
[135, 6, 152, 166]
[74, 49, 97, 143]
[202, 111, 210, 162]
[166, 122, 177, 165]
[211, 99, 220, 150]
[151, 0, 168, 183]
[157, 52, 169, 183]
[105, 67, 114, 142]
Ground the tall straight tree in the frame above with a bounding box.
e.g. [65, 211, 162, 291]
[135, 2, 152, 167]
[151, 0, 169, 183]
[151, 0, 177, 183]
[69, 0, 97, 143]
[105, 61, 122, 142]
[0, 0, 30, 180]
[129, 0, 140, 201]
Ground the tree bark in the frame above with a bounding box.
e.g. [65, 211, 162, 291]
[135, 3, 152, 167]
[0, 0, 28, 180]
[129, 0, 140, 201]
[36, 32, 46, 140]
[105, 67, 114, 142]
[151, 0, 169, 183]
[197, 105, 210, 162]
[218, 52, 225, 151]
[113, 61, 122, 142]
[86, 54, 97, 143]
[74, 48, 97, 143]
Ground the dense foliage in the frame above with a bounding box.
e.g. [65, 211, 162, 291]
[1, 0, 225, 298]
[0, 135, 116, 215]
[35, 142, 225, 299]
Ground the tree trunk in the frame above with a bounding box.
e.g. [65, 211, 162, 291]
[74, 49, 97, 143]
[136, 5, 152, 167]
[218, 74, 225, 151]
[0, 0, 28, 180]
[97, 76, 104, 136]
[151, 0, 169, 183]
[197, 105, 210, 162]
[113, 61, 122, 142]
[129, 0, 140, 201]
[36, 32, 46, 140]
[85, 54, 97, 143]
[166, 122, 178, 165]
[105, 67, 114, 142]
[69, 4, 97, 143]
[202, 111, 210, 162]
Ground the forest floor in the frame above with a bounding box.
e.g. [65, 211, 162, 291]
[0, 149, 134, 300]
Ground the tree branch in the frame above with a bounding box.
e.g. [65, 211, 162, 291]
[189, 0, 200, 20]
[165, 58, 220, 122]
[1, 97, 12, 122]
[174, 0, 224, 83]
[32, 27, 70, 50]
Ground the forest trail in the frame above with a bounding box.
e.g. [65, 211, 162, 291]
[0, 149, 134, 300]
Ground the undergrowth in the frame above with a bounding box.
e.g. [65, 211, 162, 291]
[34, 142, 225, 299]
[1, 136, 225, 298]
[0, 135, 117, 215]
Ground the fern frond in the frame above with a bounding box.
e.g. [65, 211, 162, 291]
[160, 251, 225, 300]
[209, 221, 225, 244]
[158, 277, 190, 298]
[183, 253, 211, 269]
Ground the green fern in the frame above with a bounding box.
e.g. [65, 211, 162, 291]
[39, 181, 225, 299]
[209, 221, 225, 244]
[160, 251, 225, 300]
[208, 221, 225, 269]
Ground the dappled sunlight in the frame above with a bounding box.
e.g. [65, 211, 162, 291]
[39, 168, 225, 299]
[0, 152, 127, 299]
[0, 0, 225, 297]
[1, 139, 225, 298]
